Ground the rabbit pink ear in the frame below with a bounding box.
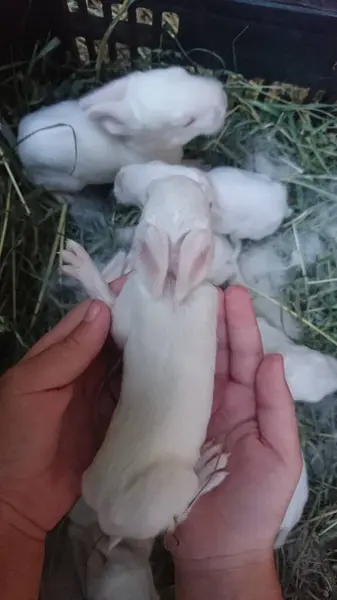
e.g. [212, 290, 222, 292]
[82, 101, 132, 135]
[174, 230, 213, 303]
[136, 225, 170, 297]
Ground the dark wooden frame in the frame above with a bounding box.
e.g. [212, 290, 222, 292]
[0, 0, 67, 65]
[1, 0, 337, 97]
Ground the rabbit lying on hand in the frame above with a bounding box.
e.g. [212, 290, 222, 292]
[17, 67, 227, 192]
[61, 175, 228, 541]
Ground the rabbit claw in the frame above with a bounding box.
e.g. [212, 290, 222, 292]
[195, 447, 229, 494]
[61, 239, 93, 280]
[60, 239, 115, 308]
[174, 443, 229, 527]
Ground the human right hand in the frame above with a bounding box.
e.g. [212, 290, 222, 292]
[169, 286, 302, 573]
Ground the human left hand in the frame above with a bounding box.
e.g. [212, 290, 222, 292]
[0, 299, 121, 536]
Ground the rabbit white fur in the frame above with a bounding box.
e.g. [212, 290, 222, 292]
[114, 162, 236, 286]
[257, 317, 337, 403]
[274, 459, 308, 548]
[61, 175, 228, 540]
[208, 167, 290, 241]
[69, 520, 158, 600]
[112, 227, 237, 287]
[79, 66, 227, 145]
[114, 160, 215, 207]
[207, 234, 237, 285]
[17, 67, 227, 192]
[114, 161, 290, 244]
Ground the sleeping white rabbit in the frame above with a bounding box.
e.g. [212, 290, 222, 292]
[61, 175, 228, 540]
[257, 317, 337, 403]
[208, 166, 290, 241]
[17, 66, 227, 192]
[113, 159, 214, 207]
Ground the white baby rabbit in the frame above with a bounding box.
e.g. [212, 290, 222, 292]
[274, 459, 308, 548]
[79, 66, 227, 146]
[208, 167, 290, 241]
[113, 160, 215, 207]
[69, 520, 158, 600]
[61, 175, 228, 540]
[17, 66, 227, 192]
[112, 227, 236, 287]
[114, 161, 237, 286]
[257, 317, 337, 403]
[109, 232, 237, 287]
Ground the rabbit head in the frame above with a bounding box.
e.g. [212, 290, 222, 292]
[132, 175, 214, 303]
[79, 67, 227, 146]
[114, 160, 215, 206]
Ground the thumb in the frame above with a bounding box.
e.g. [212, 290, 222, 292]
[255, 354, 301, 459]
[15, 301, 111, 393]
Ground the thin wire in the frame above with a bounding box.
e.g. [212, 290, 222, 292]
[16, 123, 78, 176]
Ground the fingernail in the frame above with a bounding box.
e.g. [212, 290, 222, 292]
[85, 300, 102, 323]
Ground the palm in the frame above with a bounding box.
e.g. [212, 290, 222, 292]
[38, 342, 123, 530]
[0, 300, 119, 532]
[42, 356, 116, 529]
[0, 350, 119, 531]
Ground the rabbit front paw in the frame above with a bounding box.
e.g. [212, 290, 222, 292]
[61, 239, 115, 308]
[61, 239, 95, 282]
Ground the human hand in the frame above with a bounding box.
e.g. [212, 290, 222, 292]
[0, 299, 122, 538]
[169, 286, 302, 571]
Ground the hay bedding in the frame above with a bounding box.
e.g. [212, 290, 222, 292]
[1, 5, 337, 598]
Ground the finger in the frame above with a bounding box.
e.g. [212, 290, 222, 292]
[212, 291, 228, 414]
[25, 300, 92, 359]
[215, 289, 228, 379]
[14, 301, 111, 393]
[208, 380, 256, 441]
[256, 354, 301, 459]
[225, 285, 263, 388]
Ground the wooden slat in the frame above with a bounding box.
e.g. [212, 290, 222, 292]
[2, 0, 337, 95]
